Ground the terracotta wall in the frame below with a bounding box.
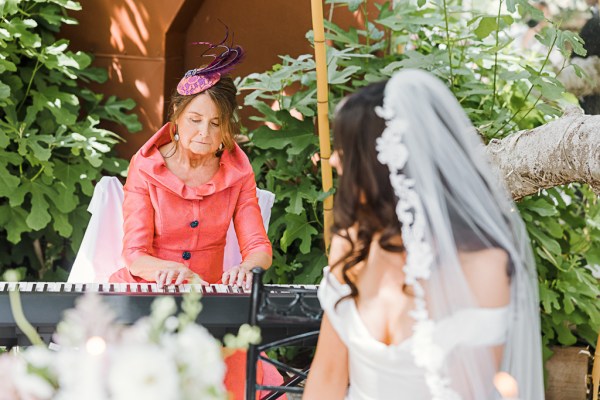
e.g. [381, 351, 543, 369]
[61, 1, 381, 160]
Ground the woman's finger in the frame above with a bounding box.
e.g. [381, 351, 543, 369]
[164, 270, 176, 286]
[174, 270, 187, 285]
[244, 271, 253, 290]
[236, 268, 246, 286]
[156, 271, 166, 289]
[221, 270, 231, 285]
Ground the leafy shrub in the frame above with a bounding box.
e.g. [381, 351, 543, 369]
[238, 0, 600, 355]
[0, 0, 141, 280]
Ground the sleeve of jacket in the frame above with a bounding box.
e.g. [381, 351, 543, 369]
[233, 171, 273, 261]
[121, 153, 155, 266]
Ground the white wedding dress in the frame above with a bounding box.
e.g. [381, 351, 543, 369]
[318, 267, 510, 400]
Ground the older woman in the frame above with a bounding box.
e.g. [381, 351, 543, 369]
[110, 42, 271, 289]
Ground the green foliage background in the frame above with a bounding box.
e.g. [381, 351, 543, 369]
[0, 0, 140, 281]
[237, 0, 600, 356]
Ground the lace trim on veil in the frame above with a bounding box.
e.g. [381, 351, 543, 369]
[375, 105, 461, 400]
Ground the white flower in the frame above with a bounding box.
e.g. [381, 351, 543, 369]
[108, 344, 179, 400]
[0, 351, 55, 400]
[170, 324, 226, 399]
[0, 354, 26, 400]
[53, 348, 107, 400]
[54, 293, 120, 347]
[151, 296, 177, 322]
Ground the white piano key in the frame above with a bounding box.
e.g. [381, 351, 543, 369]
[34, 283, 46, 292]
[46, 282, 60, 292]
[0, 282, 6, 291]
[166, 285, 177, 293]
[64, 283, 74, 292]
[191, 284, 203, 293]
[204, 285, 214, 294]
[7, 282, 17, 291]
[74, 283, 84, 292]
[17, 282, 28, 291]
[149, 283, 159, 293]
[140, 284, 149, 293]
[180, 284, 191, 293]
[114, 283, 127, 293]
[87, 283, 100, 292]
[214, 284, 228, 294]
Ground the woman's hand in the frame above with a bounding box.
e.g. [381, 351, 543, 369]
[221, 265, 253, 289]
[155, 262, 208, 289]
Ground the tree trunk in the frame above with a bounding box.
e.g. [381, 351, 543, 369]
[486, 107, 600, 200]
[558, 56, 600, 98]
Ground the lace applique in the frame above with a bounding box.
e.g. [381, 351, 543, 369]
[375, 105, 461, 400]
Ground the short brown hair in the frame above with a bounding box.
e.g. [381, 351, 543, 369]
[168, 76, 240, 151]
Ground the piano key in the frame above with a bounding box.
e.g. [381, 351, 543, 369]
[140, 284, 149, 293]
[88, 283, 101, 292]
[214, 285, 228, 294]
[18, 282, 28, 291]
[0, 282, 6, 291]
[74, 283, 84, 292]
[166, 285, 178, 294]
[180, 284, 191, 293]
[46, 283, 60, 292]
[34, 283, 46, 292]
[64, 283, 74, 292]
[204, 285, 214, 294]
[7, 282, 17, 291]
[148, 283, 159, 293]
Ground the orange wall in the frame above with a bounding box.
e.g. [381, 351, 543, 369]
[61, 1, 381, 160]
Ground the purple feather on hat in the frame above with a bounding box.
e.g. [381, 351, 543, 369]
[177, 26, 245, 96]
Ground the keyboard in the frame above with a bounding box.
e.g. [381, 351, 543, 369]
[0, 282, 321, 346]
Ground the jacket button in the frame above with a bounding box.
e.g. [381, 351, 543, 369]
[190, 220, 199, 228]
[182, 251, 191, 260]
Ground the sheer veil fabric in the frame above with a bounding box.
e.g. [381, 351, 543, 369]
[375, 70, 544, 399]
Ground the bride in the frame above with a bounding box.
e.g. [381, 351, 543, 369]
[303, 70, 544, 399]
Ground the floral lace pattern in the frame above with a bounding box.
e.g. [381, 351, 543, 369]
[375, 105, 461, 400]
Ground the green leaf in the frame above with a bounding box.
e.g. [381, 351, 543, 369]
[0, 82, 11, 99]
[525, 197, 557, 217]
[52, 208, 73, 237]
[528, 225, 562, 256]
[3, 206, 29, 244]
[280, 213, 318, 254]
[0, 165, 20, 198]
[539, 284, 560, 313]
[27, 183, 52, 230]
[473, 17, 498, 40]
[0, 0, 20, 16]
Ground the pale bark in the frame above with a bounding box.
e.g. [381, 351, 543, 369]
[486, 107, 600, 200]
[557, 56, 600, 97]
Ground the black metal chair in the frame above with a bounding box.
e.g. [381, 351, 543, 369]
[245, 267, 323, 400]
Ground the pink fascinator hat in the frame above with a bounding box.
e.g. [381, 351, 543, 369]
[176, 27, 244, 96]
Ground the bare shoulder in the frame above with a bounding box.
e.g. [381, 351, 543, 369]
[459, 247, 511, 308]
[328, 229, 360, 285]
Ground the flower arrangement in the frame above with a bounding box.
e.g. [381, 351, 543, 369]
[0, 275, 260, 400]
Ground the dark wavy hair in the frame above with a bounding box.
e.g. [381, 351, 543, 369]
[331, 80, 405, 301]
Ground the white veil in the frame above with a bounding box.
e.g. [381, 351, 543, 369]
[375, 69, 544, 399]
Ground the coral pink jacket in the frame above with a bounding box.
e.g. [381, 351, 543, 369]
[110, 123, 272, 283]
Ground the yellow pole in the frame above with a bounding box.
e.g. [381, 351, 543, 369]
[310, 0, 333, 251]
